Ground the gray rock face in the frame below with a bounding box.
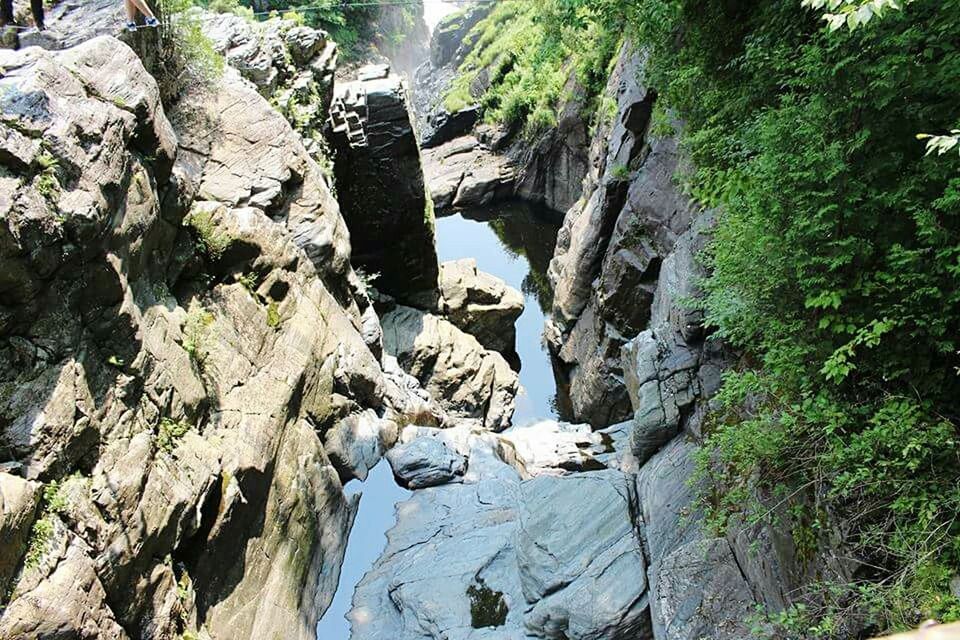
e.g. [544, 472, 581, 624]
[438, 258, 524, 355]
[330, 66, 440, 306]
[546, 42, 671, 427]
[0, 35, 428, 640]
[0, 473, 41, 593]
[421, 135, 516, 212]
[200, 13, 337, 160]
[511, 72, 593, 215]
[324, 409, 400, 483]
[381, 305, 518, 431]
[350, 425, 650, 640]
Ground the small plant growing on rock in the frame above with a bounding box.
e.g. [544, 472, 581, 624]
[184, 208, 231, 260]
[157, 417, 191, 453]
[183, 302, 215, 365]
[610, 164, 631, 182]
[23, 516, 55, 569]
[266, 301, 281, 329]
[466, 583, 508, 629]
[237, 272, 259, 296]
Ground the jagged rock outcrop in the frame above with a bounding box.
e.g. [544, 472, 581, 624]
[349, 423, 650, 640]
[329, 64, 440, 306]
[0, 35, 431, 640]
[200, 14, 337, 161]
[381, 305, 518, 431]
[509, 76, 593, 214]
[437, 258, 523, 355]
[414, 4, 591, 215]
[413, 2, 493, 146]
[546, 43, 664, 426]
[370, 2, 430, 80]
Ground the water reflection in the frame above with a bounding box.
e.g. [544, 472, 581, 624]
[315, 461, 411, 640]
[436, 200, 569, 424]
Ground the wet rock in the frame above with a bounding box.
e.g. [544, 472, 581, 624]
[0, 473, 41, 592]
[438, 258, 523, 355]
[386, 436, 467, 489]
[381, 305, 518, 431]
[518, 471, 651, 640]
[329, 66, 440, 306]
[511, 72, 592, 214]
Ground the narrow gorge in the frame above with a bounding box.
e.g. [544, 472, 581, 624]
[1, 1, 958, 640]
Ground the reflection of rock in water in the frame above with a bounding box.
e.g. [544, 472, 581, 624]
[434, 201, 574, 423]
[450, 201, 564, 314]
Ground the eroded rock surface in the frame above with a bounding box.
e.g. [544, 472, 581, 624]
[421, 135, 516, 212]
[200, 14, 337, 160]
[381, 305, 518, 431]
[438, 258, 523, 355]
[350, 425, 649, 640]
[0, 35, 427, 640]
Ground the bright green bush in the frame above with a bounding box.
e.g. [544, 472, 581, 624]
[444, 0, 620, 138]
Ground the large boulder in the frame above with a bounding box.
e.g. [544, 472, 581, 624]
[329, 65, 440, 307]
[381, 305, 518, 431]
[437, 258, 523, 355]
[421, 135, 516, 211]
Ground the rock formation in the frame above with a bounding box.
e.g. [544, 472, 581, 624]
[437, 258, 523, 355]
[0, 32, 438, 640]
[329, 64, 440, 307]
[351, 423, 650, 640]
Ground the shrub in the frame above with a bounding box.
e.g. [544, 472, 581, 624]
[157, 417, 191, 452]
[182, 301, 215, 364]
[184, 207, 231, 260]
[466, 584, 508, 628]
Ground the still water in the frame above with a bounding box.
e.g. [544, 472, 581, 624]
[316, 199, 563, 638]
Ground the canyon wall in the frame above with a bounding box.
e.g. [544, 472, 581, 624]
[0, 19, 441, 639]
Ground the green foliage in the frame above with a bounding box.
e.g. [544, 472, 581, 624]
[23, 516, 54, 569]
[265, 301, 281, 329]
[466, 584, 508, 629]
[154, 0, 225, 102]
[182, 301, 215, 364]
[444, 0, 620, 138]
[184, 207, 232, 260]
[157, 417, 192, 453]
[610, 164, 630, 181]
[615, 0, 960, 632]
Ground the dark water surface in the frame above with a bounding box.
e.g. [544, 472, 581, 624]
[316, 200, 563, 638]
